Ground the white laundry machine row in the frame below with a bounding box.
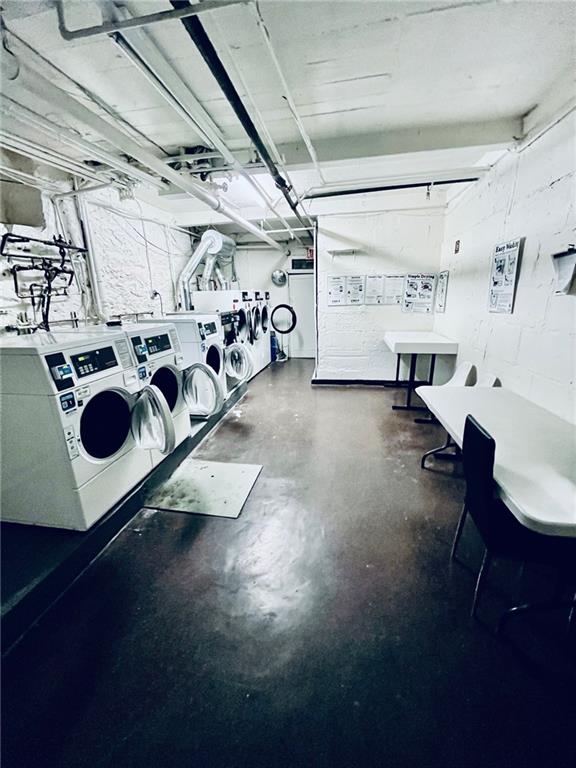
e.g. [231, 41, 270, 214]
[163, 312, 252, 399]
[0, 330, 176, 531]
[190, 290, 271, 378]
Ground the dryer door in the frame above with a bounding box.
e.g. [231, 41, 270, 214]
[252, 306, 261, 340]
[131, 384, 176, 455]
[225, 342, 253, 381]
[182, 363, 224, 419]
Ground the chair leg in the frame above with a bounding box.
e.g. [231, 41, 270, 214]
[421, 431, 454, 469]
[471, 549, 492, 619]
[450, 503, 467, 563]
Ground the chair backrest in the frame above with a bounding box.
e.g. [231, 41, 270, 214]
[475, 373, 501, 388]
[462, 415, 501, 548]
[445, 361, 476, 387]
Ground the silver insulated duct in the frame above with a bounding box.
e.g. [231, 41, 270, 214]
[177, 229, 236, 309]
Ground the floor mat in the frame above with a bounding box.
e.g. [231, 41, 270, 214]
[143, 458, 262, 519]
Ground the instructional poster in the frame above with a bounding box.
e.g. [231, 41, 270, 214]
[327, 275, 346, 306]
[365, 275, 384, 304]
[488, 238, 522, 313]
[346, 275, 365, 305]
[435, 270, 449, 313]
[402, 273, 436, 313]
[383, 274, 405, 305]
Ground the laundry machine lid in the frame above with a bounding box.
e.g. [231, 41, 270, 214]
[182, 363, 224, 418]
[225, 342, 253, 381]
[131, 384, 176, 455]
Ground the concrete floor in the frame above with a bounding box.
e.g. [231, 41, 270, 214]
[2, 360, 575, 768]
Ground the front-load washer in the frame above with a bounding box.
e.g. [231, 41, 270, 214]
[250, 291, 272, 376]
[149, 312, 226, 412]
[123, 323, 194, 467]
[0, 331, 175, 530]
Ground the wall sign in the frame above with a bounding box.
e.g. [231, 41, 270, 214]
[327, 275, 346, 306]
[488, 238, 522, 313]
[383, 274, 405, 305]
[365, 275, 384, 304]
[346, 275, 365, 305]
[402, 273, 436, 313]
[435, 270, 449, 313]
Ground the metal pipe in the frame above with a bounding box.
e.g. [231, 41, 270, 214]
[112, 22, 301, 242]
[55, 0, 249, 42]
[53, 183, 116, 200]
[169, 1, 312, 231]
[1, 97, 167, 189]
[199, 252, 219, 290]
[177, 239, 211, 309]
[251, 2, 326, 185]
[304, 178, 480, 200]
[1, 63, 283, 251]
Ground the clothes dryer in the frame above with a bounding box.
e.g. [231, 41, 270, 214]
[0, 331, 175, 530]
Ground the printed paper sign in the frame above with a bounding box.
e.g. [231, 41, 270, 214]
[365, 275, 384, 304]
[488, 238, 522, 313]
[402, 273, 436, 313]
[346, 275, 365, 305]
[383, 274, 405, 305]
[435, 270, 449, 313]
[327, 275, 346, 306]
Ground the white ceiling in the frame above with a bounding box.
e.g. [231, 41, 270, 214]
[1, 0, 574, 225]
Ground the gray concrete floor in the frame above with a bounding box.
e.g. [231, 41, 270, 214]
[2, 360, 575, 768]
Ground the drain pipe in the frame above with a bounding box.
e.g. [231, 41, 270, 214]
[170, 1, 312, 231]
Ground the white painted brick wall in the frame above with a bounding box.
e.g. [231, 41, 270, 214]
[0, 188, 192, 332]
[316, 207, 447, 381]
[434, 112, 576, 423]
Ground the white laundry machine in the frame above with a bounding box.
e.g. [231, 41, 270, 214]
[164, 312, 252, 400]
[191, 289, 254, 348]
[251, 291, 272, 376]
[0, 331, 175, 530]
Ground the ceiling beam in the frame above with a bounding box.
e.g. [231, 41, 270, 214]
[276, 119, 521, 168]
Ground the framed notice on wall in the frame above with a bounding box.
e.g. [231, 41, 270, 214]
[435, 270, 449, 313]
[488, 238, 523, 313]
[402, 273, 436, 313]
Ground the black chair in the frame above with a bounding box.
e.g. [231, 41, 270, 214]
[452, 415, 576, 626]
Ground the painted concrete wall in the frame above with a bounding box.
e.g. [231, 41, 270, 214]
[434, 112, 576, 422]
[315, 197, 446, 381]
[0, 188, 192, 333]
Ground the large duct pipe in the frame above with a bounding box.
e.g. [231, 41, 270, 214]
[177, 229, 236, 308]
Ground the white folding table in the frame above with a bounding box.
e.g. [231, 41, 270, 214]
[416, 386, 576, 537]
[383, 331, 458, 411]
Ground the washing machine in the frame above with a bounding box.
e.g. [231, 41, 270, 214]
[251, 291, 272, 376]
[0, 331, 175, 530]
[190, 289, 254, 349]
[165, 312, 252, 400]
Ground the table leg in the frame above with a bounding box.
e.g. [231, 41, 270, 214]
[384, 354, 409, 388]
[392, 353, 427, 411]
[414, 354, 438, 424]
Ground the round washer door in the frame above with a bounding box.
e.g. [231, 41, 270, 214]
[131, 384, 176, 455]
[149, 366, 180, 412]
[80, 389, 132, 460]
[261, 305, 269, 334]
[252, 306, 261, 340]
[205, 343, 223, 376]
[182, 363, 224, 419]
[225, 342, 253, 381]
[236, 309, 248, 343]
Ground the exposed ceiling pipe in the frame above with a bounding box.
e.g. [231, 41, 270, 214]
[304, 178, 480, 200]
[1, 97, 166, 189]
[110, 15, 302, 243]
[251, 2, 326, 186]
[55, 0, 249, 42]
[169, 0, 313, 232]
[0, 61, 283, 251]
[0, 131, 111, 183]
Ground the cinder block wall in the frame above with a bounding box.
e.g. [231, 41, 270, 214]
[434, 112, 576, 422]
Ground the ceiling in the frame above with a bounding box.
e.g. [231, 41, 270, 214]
[1, 0, 574, 226]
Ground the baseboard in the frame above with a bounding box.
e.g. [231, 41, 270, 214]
[311, 378, 398, 387]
